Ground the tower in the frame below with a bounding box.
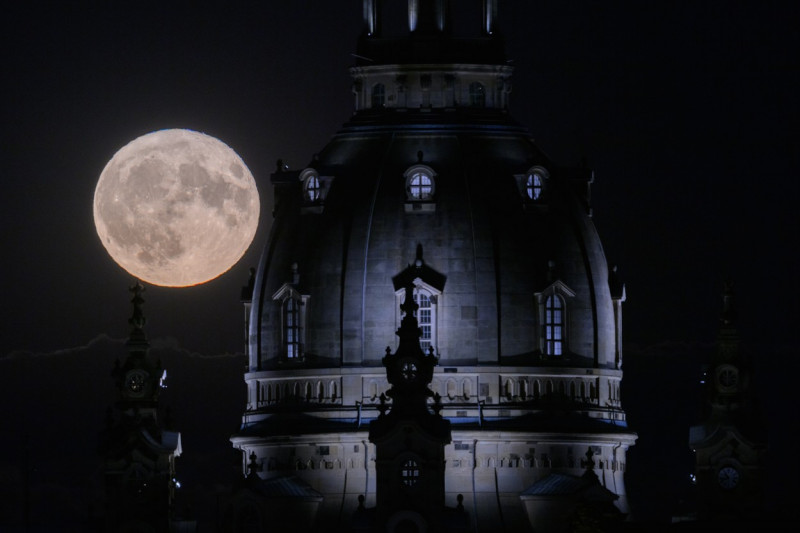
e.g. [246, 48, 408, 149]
[100, 283, 182, 533]
[231, 2, 636, 531]
[689, 282, 766, 521]
[364, 284, 457, 531]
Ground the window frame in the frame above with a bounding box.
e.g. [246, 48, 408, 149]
[403, 164, 437, 202]
[371, 83, 386, 109]
[303, 174, 320, 202]
[534, 281, 576, 358]
[544, 294, 565, 356]
[272, 284, 310, 361]
[395, 279, 441, 355]
[515, 166, 550, 205]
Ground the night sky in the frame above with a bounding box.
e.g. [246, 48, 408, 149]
[2, 1, 797, 529]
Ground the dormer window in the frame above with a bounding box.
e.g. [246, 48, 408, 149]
[469, 82, 485, 107]
[304, 174, 320, 202]
[535, 279, 576, 358]
[395, 283, 441, 354]
[371, 83, 386, 109]
[298, 168, 334, 213]
[408, 171, 433, 199]
[404, 164, 437, 212]
[515, 166, 549, 208]
[283, 298, 301, 358]
[544, 295, 564, 356]
[273, 270, 309, 361]
[415, 289, 434, 352]
[526, 172, 544, 200]
[392, 246, 446, 354]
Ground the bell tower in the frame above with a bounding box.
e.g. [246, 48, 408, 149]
[100, 282, 183, 533]
[365, 283, 462, 531]
[689, 282, 766, 521]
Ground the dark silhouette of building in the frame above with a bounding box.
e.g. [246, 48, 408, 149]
[688, 283, 766, 523]
[100, 283, 183, 533]
[350, 283, 467, 531]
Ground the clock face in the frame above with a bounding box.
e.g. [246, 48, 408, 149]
[717, 366, 738, 389]
[717, 466, 739, 489]
[125, 371, 147, 396]
[400, 361, 418, 382]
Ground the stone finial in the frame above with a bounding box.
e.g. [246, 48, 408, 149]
[415, 243, 424, 267]
[247, 451, 260, 476]
[547, 259, 557, 282]
[584, 447, 595, 470]
[378, 393, 388, 416]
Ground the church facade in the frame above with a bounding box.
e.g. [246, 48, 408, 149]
[230, 2, 636, 531]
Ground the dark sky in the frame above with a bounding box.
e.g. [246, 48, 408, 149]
[1, 1, 797, 529]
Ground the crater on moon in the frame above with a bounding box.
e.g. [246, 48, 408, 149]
[93, 129, 260, 287]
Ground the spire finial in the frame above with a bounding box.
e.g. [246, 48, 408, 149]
[721, 279, 737, 326]
[128, 281, 147, 343]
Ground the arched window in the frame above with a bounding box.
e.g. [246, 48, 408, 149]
[403, 164, 437, 208]
[469, 82, 485, 107]
[305, 382, 312, 402]
[545, 295, 564, 356]
[371, 83, 385, 108]
[415, 289, 433, 351]
[283, 298, 301, 358]
[317, 381, 324, 402]
[408, 171, 433, 200]
[303, 174, 320, 202]
[526, 172, 544, 200]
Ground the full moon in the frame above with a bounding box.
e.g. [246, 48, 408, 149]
[93, 129, 260, 287]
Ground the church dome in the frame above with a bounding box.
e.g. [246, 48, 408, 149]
[250, 108, 617, 369]
[247, 6, 618, 372]
[233, 3, 634, 529]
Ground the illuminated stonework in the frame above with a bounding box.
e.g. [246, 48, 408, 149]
[230, 1, 636, 531]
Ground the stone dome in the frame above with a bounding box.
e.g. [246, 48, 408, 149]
[232, 3, 634, 529]
[249, 109, 618, 370]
